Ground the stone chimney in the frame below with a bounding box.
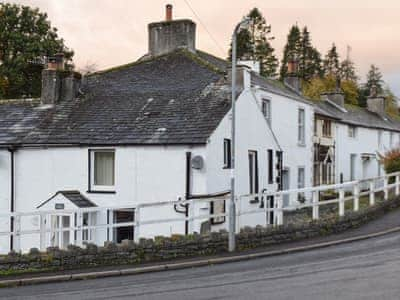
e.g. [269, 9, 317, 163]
[284, 59, 301, 93]
[321, 76, 345, 107]
[148, 4, 196, 57]
[367, 84, 386, 115]
[41, 54, 82, 105]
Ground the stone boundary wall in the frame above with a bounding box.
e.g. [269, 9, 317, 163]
[1, 196, 400, 276]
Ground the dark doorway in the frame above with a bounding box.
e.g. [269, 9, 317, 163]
[113, 210, 134, 243]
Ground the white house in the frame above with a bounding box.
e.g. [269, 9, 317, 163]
[0, 7, 312, 253]
[314, 88, 400, 186]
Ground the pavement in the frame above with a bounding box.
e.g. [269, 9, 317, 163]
[1, 207, 400, 292]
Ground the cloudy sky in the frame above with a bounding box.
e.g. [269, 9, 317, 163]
[12, 0, 400, 95]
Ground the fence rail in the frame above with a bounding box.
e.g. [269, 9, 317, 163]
[1, 171, 400, 254]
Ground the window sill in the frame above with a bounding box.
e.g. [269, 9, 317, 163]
[297, 142, 306, 147]
[87, 190, 116, 194]
[223, 166, 232, 170]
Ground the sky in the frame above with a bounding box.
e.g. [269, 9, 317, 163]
[11, 0, 400, 96]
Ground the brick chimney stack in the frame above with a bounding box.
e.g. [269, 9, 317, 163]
[148, 5, 196, 57]
[284, 58, 301, 93]
[41, 53, 82, 105]
[166, 4, 173, 21]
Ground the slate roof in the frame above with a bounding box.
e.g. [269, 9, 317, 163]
[314, 101, 400, 132]
[0, 50, 230, 146]
[37, 190, 97, 209]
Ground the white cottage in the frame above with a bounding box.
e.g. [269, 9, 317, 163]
[0, 7, 315, 253]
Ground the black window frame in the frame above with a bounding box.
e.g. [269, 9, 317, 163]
[223, 139, 232, 169]
[268, 149, 274, 184]
[248, 150, 259, 203]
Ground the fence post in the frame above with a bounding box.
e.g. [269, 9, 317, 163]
[369, 180, 375, 206]
[13, 215, 21, 252]
[134, 207, 140, 243]
[76, 211, 83, 247]
[396, 175, 400, 196]
[384, 177, 389, 200]
[353, 183, 360, 212]
[40, 213, 46, 251]
[188, 201, 195, 234]
[276, 195, 283, 226]
[339, 188, 345, 217]
[312, 191, 319, 220]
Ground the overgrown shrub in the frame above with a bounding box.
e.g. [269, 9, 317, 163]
[379, 148, 400, 174]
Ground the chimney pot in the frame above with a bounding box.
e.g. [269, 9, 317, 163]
[166, 4, 173, 21]
[287, 59, 298, 74]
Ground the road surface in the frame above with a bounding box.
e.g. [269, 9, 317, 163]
[2, 232, 400, 300]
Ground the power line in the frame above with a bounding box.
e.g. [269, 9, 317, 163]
[182, 0, 226, 56]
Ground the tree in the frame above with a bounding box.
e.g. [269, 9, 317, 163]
[228, 8, 278, 78]
[323, 44, 340, 76]
[298, 27, 323, 81]
[358, 64, 384, 107]
[365, 64, 384, 93]
[0, 3, 73, 99]
[279, 25, 301, 80]
[302, 74, 359, 105]
[79, 61, 98, 75]
[340, 58, 358, 82]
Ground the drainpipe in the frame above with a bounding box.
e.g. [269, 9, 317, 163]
[184, 152, 191, 235]
[8, 146, 16, 251]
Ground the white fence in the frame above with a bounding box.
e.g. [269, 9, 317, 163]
[1, 171, 399, 254]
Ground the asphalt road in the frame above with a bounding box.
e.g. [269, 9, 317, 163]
[2, 232, 400, 300]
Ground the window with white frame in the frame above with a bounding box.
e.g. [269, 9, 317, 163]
[262, 99, 271, 125]
[390, 132, 394, 147]
[378, 130, 382, 147]
[298, 108, 305, 145]
[348, 125, 357, 138]
[297, 167, 305, 203]
[90, 150, 115, 191]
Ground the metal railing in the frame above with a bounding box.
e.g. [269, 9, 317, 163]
[0, 172, 399, 254]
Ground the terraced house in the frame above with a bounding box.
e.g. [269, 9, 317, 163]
[0, 6, 399, 254]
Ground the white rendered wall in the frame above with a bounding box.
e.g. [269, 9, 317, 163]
[0, 150, 10, 253]
[253, 88, 314, 205]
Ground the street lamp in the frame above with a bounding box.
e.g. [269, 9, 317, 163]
[229, 17, 252, 252]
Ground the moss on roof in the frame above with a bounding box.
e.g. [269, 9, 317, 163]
[88, 49, 226, 77]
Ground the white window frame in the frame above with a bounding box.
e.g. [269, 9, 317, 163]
[298, 108, 306, 145]
[390, 132, 394, 147]
[262, 98, 271, 125]
[378, 130, 382, 147]
[90, 149, 116, 192]
[248, 150, 259, 198]
[348, 125, 357, 138]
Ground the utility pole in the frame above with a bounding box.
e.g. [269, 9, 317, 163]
[229, 17, 252, 252]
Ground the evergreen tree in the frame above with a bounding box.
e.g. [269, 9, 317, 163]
[340, 58, 358, 82]
[365, 64, 384, 93]
[228, 8, 278, 78]
[279, 25, 302, 79]
[298, 27, 323, 81]
[323, 44, 340, 76]
[0, 3, 73, 99]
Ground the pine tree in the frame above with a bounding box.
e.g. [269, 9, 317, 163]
[323, 44, 340, 76]
[279, 25, 302, 79]
[298, 27, 322, 81]
[365, 64, 383, 93]
[340, 59, 358, 82]
[228, 8, 278, 78]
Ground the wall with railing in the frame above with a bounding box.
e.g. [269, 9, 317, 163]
[0, 171, 399, 254]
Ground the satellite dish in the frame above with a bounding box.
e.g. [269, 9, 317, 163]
[191, 155, 204, 170]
